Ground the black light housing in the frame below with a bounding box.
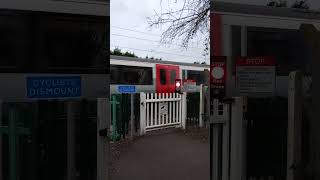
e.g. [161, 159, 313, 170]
[175, 79, 182, 94]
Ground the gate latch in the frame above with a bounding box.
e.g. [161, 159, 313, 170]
[210, 116, 227, 124]
[99, 128, 108, 137]
[289, 163, 297, 170]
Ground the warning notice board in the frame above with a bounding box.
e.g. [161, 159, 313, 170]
[236, 57, 276, 96]
[183, 79, 197, 92]
[159, 102, 168, 116]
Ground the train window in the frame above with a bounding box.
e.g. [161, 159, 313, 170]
[0, 10, 108, 74]
[39, 14, 107, 74]
[187, 70, 206, 85]
[0, 14, 30, 72]
[170, 70, 176, 85]
[0, 24, 17, 68]
[160, 69, 166, 85]
[111, 65, 152, 85]
[110, 65, 119, 84]
[182, 70, 187, 80]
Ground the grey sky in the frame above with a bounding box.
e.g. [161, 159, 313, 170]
[111, 0, 320, 64]
[111, 0, 209, 64]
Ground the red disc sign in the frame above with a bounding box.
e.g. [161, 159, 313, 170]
[210, 56, 226, 99]
[210, 56, 226, 85]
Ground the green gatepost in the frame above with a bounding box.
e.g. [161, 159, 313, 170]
[0, 104, 31, 180]
[120, 94, 130, 139]
[111, 95, 120, 141]
[187, 93, 200, 126]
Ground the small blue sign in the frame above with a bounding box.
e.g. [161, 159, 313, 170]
[27, 76, 81, 98]
[118, 86, 136, 93]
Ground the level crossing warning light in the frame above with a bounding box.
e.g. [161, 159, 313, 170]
[175, 79, 182, 94]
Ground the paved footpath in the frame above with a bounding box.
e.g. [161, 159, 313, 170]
[110, 129, 210, 180]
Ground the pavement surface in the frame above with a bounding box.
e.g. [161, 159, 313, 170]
[110, 128, 210, 180]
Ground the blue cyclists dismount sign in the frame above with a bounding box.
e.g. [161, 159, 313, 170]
[27, 76, 81, 98]
[118, 86, 136, 93]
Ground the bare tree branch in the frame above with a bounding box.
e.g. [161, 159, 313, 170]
[147, 0, 209, 55]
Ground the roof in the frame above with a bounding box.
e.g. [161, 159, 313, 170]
[0, 0, 108, 16]
[211, 1, 320, 20]
[110, 55, 210, 68]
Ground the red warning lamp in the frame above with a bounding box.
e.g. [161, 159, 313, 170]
[175, 79, 182, 93]
[176, 81, 181, 88]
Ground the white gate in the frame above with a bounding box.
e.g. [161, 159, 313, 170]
[140, 92, 186, 135]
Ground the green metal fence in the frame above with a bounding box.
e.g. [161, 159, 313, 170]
[110, 93, 140, 141]
[186, 92, 200, 128]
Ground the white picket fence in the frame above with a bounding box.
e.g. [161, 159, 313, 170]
[140, 92, 186, 135]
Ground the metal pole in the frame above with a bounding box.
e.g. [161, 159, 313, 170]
[182, 92, 187, 130]
[206, 87, 210, 128]
[222, 103, 230, 180]
[9, 104, 17, 180]
[241, 25, 251, 178]
[241, 25, 247, 56]
[130, 94, 134, 139]
[111, 95, 117, 141]
[287, 71, 303, 180]
[199, 85, 204, 128]
[211, 99, 220, 180]
[67, 101, 76, 180]
[210, 123, 213, 180]
[97, 98, 109, 180]
[222, 25, 232, 97]
[242, 97, 247, 180]
[0, 100, 2, 180]
[32, 101, 39, 180]
[140, 93, 146, 135]
[230, 97, 244, 180]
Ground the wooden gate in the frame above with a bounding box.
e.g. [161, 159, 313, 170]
[139, 92, 186, 134]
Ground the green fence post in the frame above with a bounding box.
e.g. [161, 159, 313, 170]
[111, 95, 120, 141]
[122, 94, 130, 138]
[116, 94, 122, 140]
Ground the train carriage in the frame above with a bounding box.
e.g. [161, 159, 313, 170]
[110, 55, 210, 94]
